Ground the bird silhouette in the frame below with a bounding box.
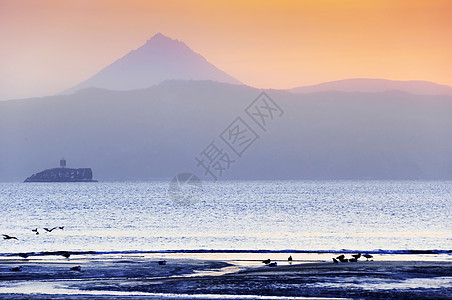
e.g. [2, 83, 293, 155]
[70, 266, 81, 271]
[288, 255, 293, 264]
[336, 255, 348, 262]
[62, 252, 71, 259]
[352, 253, 361, 260]
[10, 266, 22, 272]
[44, 227, 57, 233]
[262, 259, 271, 264]
[268, 262, 277, 267]
[332, 258, 339, 263]
[32, 228, 39, 235]
[363, 254, 373, 261]
[157, 260, 167, 265]
[2, 234, 18, 240]
[59, 226, 64, 230]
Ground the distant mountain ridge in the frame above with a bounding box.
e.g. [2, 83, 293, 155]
[290, 78, 452, 96]
[60, 33, 452, 97]
[63, 33, 242, 94]
[1, 80, 451, 181]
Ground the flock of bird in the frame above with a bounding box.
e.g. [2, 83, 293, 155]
[4, 231, 375, 272]
[261, 253, 374, 267]
[332, 253, 373, 263]
[261, 255, 293, 267]
[4, 227, 168, 272]
[2, 226, 65, 241]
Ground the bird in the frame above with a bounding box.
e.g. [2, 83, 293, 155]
[262, 259, 271, 264]
[10, 266, 22, 272]
[157, 260, 167, 265]
[363, 254, 373, 261]
[62, 252, 71, 259]
[288, 255, 293, 264]
[336, 255, 348, 262]
[32, 228, 39, 235]
[18, 253, 30, 259]
[349, 258, 357, 262]
[44, 227, 57, 233]
[352, 253, 361, 260]
[59, 226, 64, 230]
[2, 234, 18, 240]
[70, 266, 81, 271]
[268, 262, 277, 267]
[332, 258, 339, 263]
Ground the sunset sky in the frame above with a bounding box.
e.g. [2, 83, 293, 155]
[1, 0, 451, 100]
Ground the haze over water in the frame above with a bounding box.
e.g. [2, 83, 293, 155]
[1, 180, 450, 254]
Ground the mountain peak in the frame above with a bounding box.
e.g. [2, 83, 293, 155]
[149, 32, 168, 40]
[62, 33, 241, 94]
[145, 33, 180, 46]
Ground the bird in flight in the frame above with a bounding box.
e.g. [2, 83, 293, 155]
[44, 227, 58, 233]
[2, 234, 18, 240]
[32, 228, 39, 235]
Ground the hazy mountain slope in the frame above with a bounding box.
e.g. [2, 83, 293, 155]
[63, 33, 242, 94]
[290, 78, 452, 96]
[1, 81, 451, 181]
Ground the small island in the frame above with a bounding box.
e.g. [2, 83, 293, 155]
[24, 158, 98, 182]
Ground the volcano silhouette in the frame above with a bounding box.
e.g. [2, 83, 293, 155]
[63, 33, 241, 94]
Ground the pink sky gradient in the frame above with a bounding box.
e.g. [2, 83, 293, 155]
[1, 0, 451, 100]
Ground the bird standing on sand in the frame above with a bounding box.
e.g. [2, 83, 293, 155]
[288, 256, 293, 264]
[352, 253, 361, 260]
[337, 255, 348, 262]
[71, 266, 81, 271]
[262, 259, 271, 264]
[363, 254, 373, 261]
[268, 262, 277, 267]
[2, 234, 18, 240]
[10, 266, 22, 272]
[332, 258, 339, 263]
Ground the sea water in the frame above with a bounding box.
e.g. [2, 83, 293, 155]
[0, 181, 451, 255]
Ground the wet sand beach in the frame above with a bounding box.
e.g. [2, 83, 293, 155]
[0, 254, 451, 299]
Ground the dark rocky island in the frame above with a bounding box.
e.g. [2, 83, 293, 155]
[24, 159, 97, 182]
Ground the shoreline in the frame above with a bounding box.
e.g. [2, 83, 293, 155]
[0, 253, 451, 299]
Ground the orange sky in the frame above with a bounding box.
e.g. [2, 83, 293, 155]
[1, 0, 451, 100]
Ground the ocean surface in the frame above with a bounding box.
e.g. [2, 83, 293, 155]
[0, 180, 451, 255]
